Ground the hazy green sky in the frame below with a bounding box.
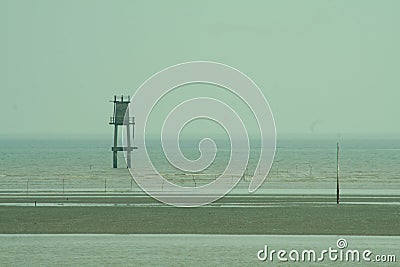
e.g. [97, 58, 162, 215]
[1, 0, 399, 137]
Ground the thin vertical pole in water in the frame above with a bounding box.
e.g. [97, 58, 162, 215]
[62, 178, 65, 194]
[336, 142, 340, 204]
[192, 175, 197, 187]
[105, 178, 107, 193]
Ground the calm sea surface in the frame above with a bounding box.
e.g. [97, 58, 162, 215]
[0, 234, 398, 266]
[0, 137, 399, 194]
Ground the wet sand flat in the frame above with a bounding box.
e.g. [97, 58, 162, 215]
[0, 195, 399, 235]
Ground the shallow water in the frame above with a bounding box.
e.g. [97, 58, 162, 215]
[0, 234, 398, 266]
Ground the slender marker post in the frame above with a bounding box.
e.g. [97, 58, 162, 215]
[336, 142, 340, 204]
[192, 175, 197, 187]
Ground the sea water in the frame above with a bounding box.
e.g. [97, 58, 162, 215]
[0, 136, 399, 194]
[0, 234, 398, 266]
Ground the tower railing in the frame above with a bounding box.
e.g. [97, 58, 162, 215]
[109, 117, 135, 125]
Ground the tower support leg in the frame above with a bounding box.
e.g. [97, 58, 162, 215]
[113, 125, 118, 168]
[126, 123, 131, 168]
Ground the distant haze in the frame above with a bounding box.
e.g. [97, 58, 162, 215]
[1, 1, 399, 137]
